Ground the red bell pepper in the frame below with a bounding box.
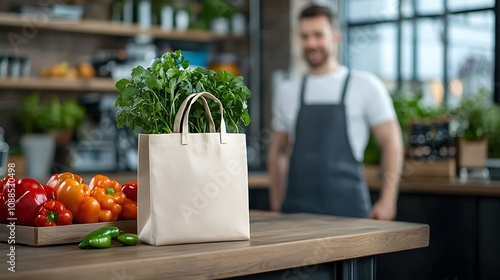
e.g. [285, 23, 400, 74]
[1, 176, 16, 222]
[119, 198, 137, 220]
[2, 177, 49, 226]
[121, 182, 137, 202]
[0, 193, 6, 223]
[35, 200, 73, 226]
[43, 185, 57, 201]
[2, 177, 44, 201]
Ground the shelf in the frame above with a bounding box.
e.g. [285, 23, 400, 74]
[0, 77, 118, 92]
[0, 12, 235, 42]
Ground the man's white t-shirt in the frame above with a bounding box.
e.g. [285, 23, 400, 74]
[272, 66, 396, 162]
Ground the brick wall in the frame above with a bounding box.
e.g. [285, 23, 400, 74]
[260, 0, 290, 137]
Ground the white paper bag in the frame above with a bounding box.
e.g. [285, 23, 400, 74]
[137, 92, 250, 245]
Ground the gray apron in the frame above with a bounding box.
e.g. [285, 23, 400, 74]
[281, 71, 371, 218]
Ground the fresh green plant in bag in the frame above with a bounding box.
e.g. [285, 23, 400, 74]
[114, 50, 251, 134]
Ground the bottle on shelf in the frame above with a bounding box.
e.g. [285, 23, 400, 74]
[9, 56, 21, 79]
[231, 13, 246, 36]
[20, 57, 31, 78]
[160, 2, 174, 31]
[0, 56, 8, 78]
[110, 0, 123, 23]
[123, 0, 134, 24]
[175, 8, 189, 32]
[138, 0, 152, 29]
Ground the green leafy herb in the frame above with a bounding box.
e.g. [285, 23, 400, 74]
[114, 50, 251, 134]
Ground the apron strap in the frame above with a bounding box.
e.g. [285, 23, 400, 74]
[300, 69, 351, 105]
[340, 71, 351, 104]
[300, 75, 307, 105]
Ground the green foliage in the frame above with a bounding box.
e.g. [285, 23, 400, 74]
[364, 93, 448, 165]
[114, 50, 251, 134]
[450, 89, 494, 141]
[364, 89, 500, 163]
[19, 94, 86, 134]
[202, 0, 235, 19]
[392, 93, 449, 131]
[48, 98, 86, 130]
[487, 105, 500, 158]
[19, 94, 51, 134]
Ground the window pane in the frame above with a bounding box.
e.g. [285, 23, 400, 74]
[402, 20, 413, 80]
[401, 0, 414, 18]
[417, 19, 444, 105]
[448, 0, 495, 11]
[448, 11, 494, 106]
[348, 0, 398, 22]
[349, 23, 397, 91]
[417, 0, 444, 14]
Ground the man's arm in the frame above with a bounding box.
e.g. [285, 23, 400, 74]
[267, 131, 290, 212]
[369, 120, 404, 220]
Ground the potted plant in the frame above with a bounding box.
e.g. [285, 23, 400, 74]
[19, 94, 86, 180]
[114, 50, 250, 134]
[451, 89, 493, 169]
[18, 94, 56, 181]
[364, 92, 452, 178]
[47, 97, 86, 145]
[200, 0, 235, 34]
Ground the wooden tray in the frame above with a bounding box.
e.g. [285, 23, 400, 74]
[0, 220, 136, 246]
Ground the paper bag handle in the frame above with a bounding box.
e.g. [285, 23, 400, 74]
[173, 93, 216, 133]
[181, 92, 227, 145]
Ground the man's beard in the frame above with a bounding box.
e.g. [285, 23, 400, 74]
[303, 47, 329, 68]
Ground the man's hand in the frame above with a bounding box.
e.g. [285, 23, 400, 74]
[369, 199, 396, 220]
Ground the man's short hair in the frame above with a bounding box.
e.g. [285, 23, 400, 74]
[299, 4, 339, 28]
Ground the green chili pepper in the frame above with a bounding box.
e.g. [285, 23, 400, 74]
[88, 234, 112, 249]
[117, 233, 139, 246]
[79, 226, 121, 249]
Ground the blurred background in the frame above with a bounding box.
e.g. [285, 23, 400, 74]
[0, 0, 498, 176]
[0, 1, 499, 279]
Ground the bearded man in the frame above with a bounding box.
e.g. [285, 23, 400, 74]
[267, 4, 403, 220]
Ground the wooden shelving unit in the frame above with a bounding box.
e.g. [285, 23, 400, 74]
[0, 12, 235, 42]
[0, 77, 117, 92]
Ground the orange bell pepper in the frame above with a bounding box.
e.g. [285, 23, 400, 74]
[119, 199, 137, 220]
[56, 178, 100, 223]
[90, 175, 126, 222]
[46, 172, 83, 194]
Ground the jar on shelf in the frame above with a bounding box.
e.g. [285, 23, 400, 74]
[209, 53, 239, 76]
[0, 56, 8, 78]
[231, 13, 246, 36]
[160, 4, 173, 31]
[138, 0, 152, 29]
[122, 0, 134, 24]
[175, 9, 189, 32]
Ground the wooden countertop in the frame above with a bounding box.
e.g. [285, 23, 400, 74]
[0, 211, 429, 280]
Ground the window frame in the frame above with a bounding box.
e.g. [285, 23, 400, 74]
[341, 0, 498, 104]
